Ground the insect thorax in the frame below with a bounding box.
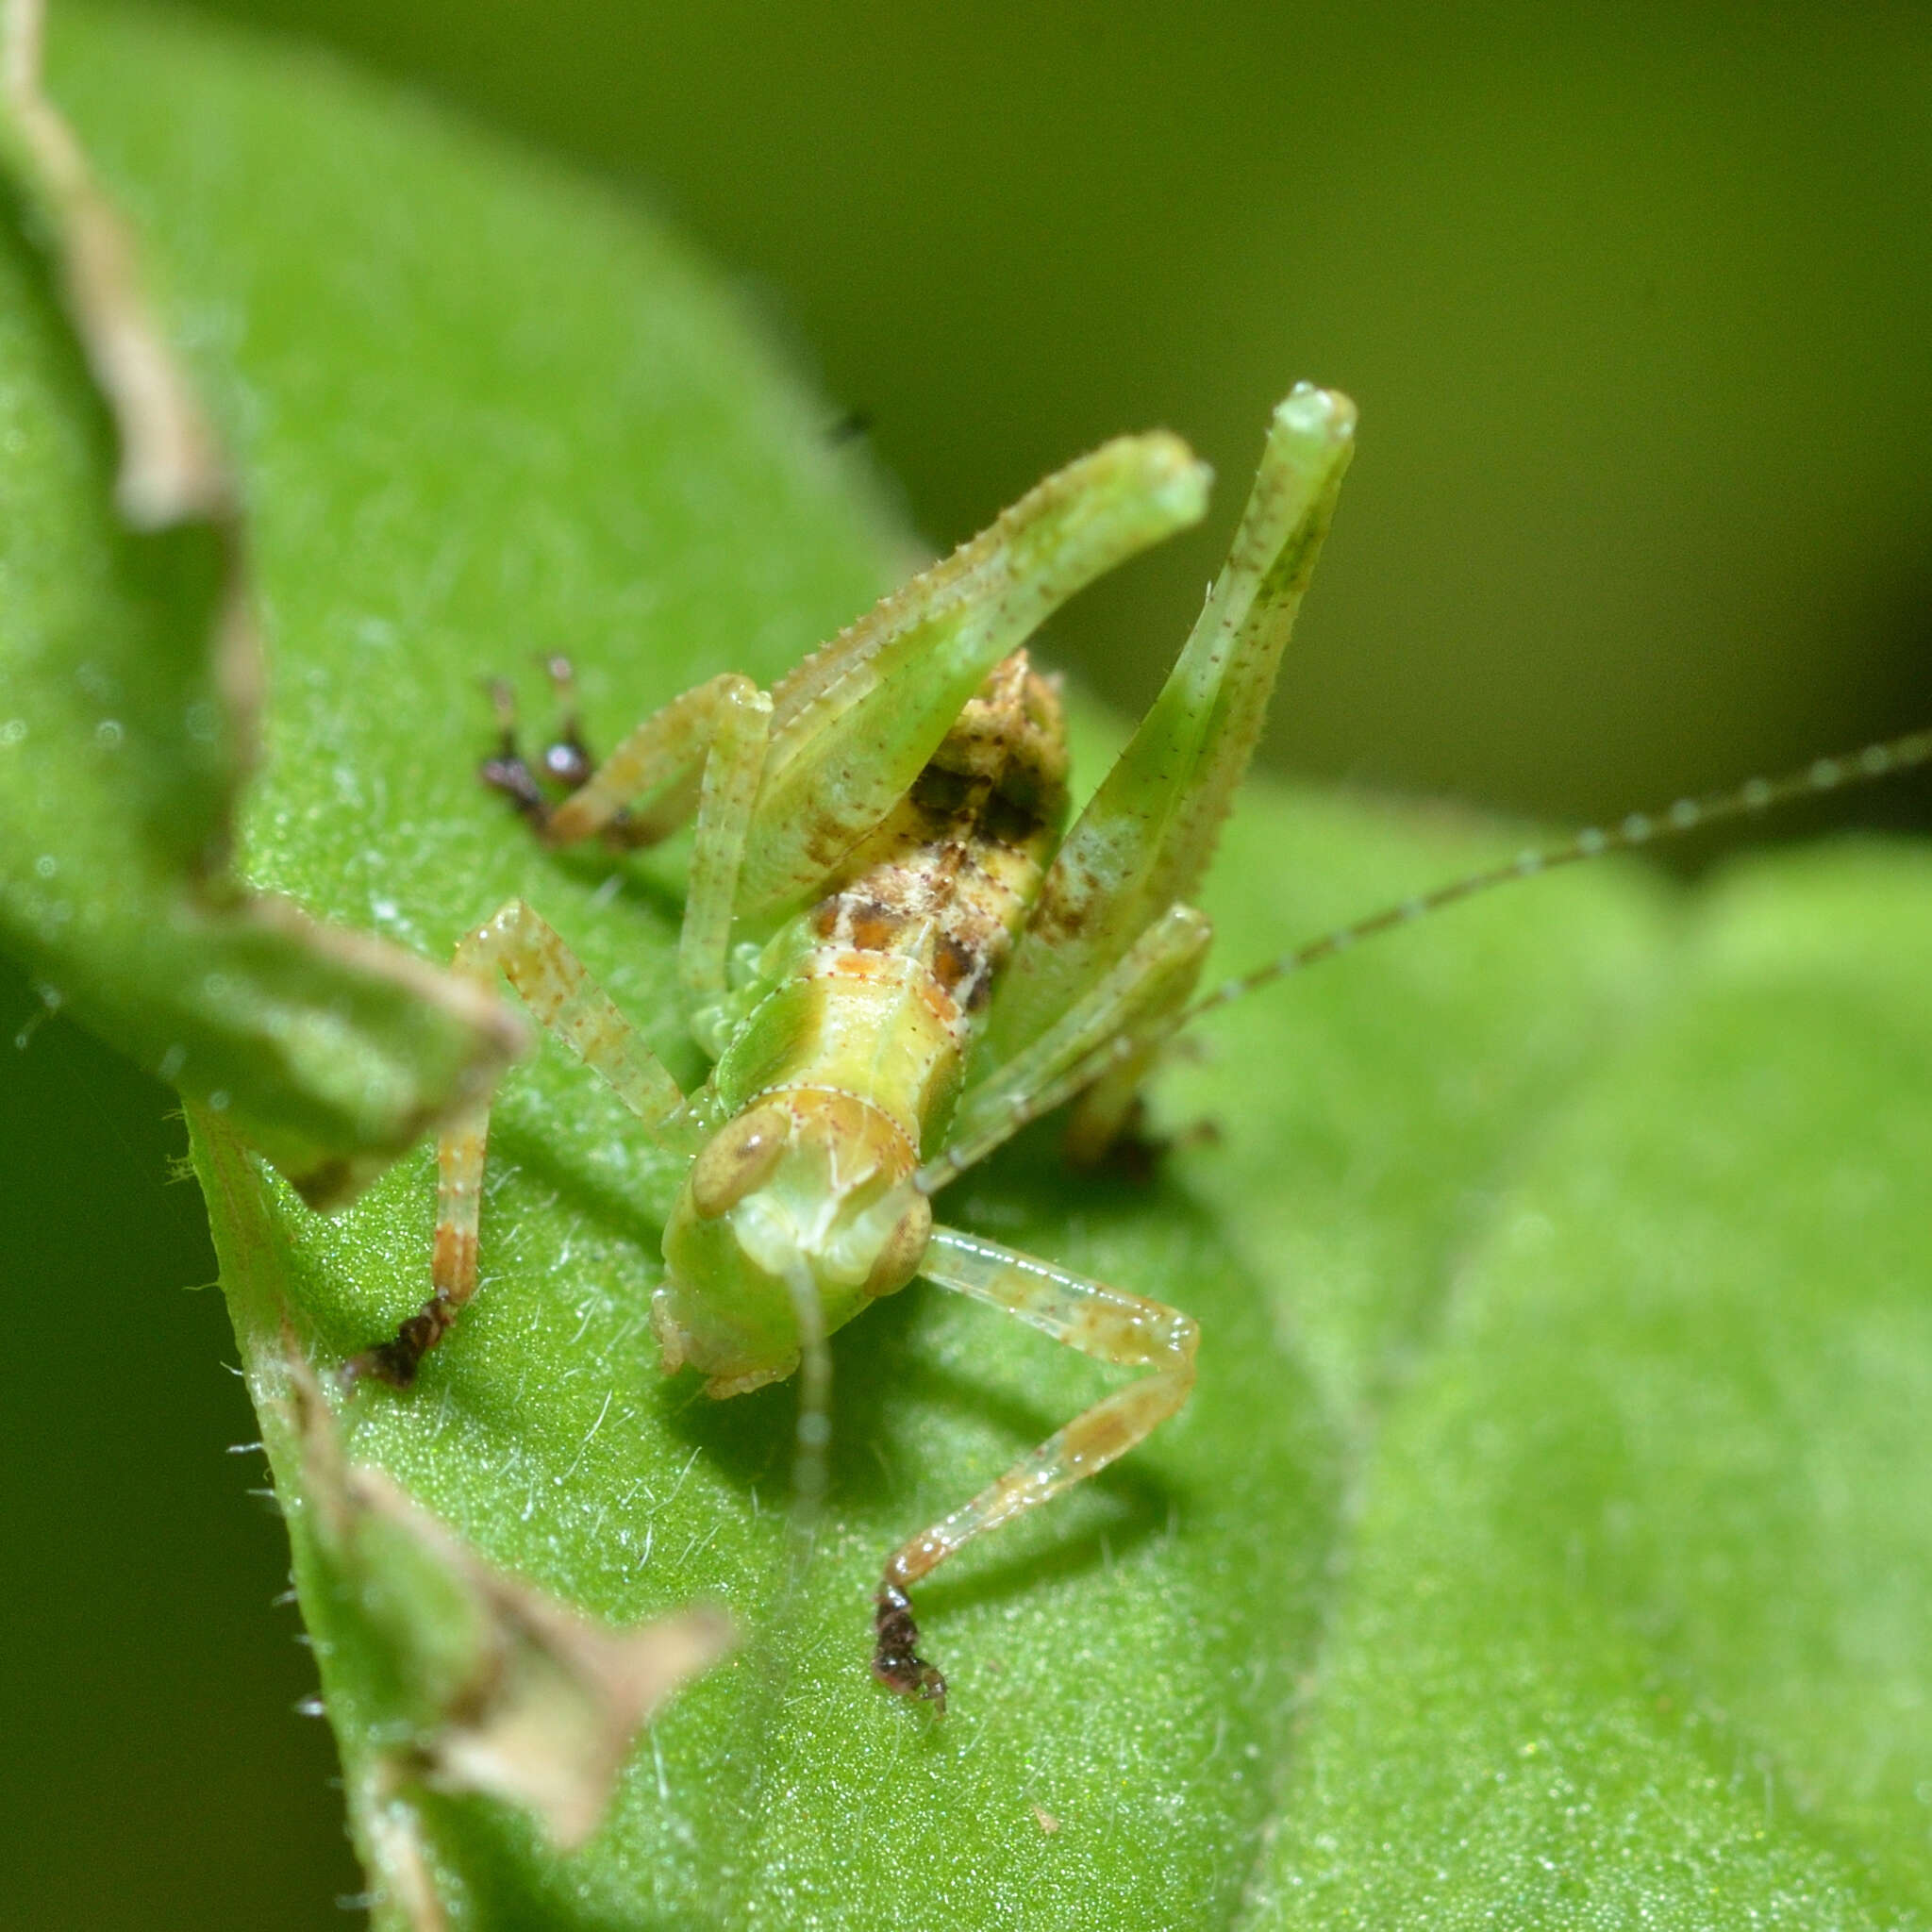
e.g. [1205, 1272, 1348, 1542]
[653, 652, 1072, 1395]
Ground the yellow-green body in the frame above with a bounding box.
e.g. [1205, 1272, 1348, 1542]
[657, 654, 1070, 1392]
[354, 389, 1357, 1705]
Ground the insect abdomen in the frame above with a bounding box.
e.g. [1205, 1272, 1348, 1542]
[712, 652, 1070, 1155]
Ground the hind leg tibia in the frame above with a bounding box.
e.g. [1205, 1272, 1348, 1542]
[873, 1224, 1197, 1710]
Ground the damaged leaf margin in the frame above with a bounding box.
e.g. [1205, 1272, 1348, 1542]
[194, 1105, 734, 1907]
[0, 0, 523, 1205]
[293, 1363, 734, 1857]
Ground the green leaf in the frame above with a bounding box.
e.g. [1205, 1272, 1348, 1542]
[1208, 847, 1932, 1930]
[0, 0, 521, 1202]
[12, 6, 1931, 1927]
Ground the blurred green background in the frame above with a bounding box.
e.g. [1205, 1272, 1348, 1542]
[157, 0, 1932, 824]
[5, 2, 1930, 1924]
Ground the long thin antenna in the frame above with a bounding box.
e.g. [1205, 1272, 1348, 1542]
[732, 1262, 832, 1813]
[1190, 726, 1932, 1023]
[779, 1260, 832, 1544]
[919, 725, 1932, 1191]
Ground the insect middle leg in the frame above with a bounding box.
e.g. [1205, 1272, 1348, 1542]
[874, 1224, 1199, 1711]
[344, 898, 697, 1389]
[920, 901, 1212, 1192]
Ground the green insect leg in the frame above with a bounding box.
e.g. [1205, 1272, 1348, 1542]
[344, 898, 698, 1389]
[539, 673, 774, 1015]
[672, 681, 771, 1007]
[727, 432, 1211, 919]
[1057, 951, 1203, 1168]
[920, 903, 1211, 1192]
[873, 1224, 1199, 1711]
[538, 431, 1208, 996]
[978, 388, 1356, 1092]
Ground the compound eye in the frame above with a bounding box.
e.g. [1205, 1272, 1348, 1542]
[863, 1190, 933, 1299]
[689, 1104, 791, 1219]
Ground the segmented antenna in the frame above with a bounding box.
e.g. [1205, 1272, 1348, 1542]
[739, 1263, 834, 1794]
[917, 724, 1932, 1194]
[779, 1260, 833, 1533]
[1190, 724, 1932, 1023]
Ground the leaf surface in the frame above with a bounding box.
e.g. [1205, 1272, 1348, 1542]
[10, 7, 1930, 1927]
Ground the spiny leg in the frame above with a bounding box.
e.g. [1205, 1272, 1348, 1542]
[497, 436, 1210, 971]
[675, 677, 772, 1009]
[344, 899, 696, 1389]
[537, 671, 750, 845]
[1059, 938, 1206, 1168]
[979, 388, 1355, 1073]
[874, 1224, 1199, 1711]
[730, 433, 1211, 921]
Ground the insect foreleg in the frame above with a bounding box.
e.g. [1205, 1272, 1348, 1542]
[537, 671, 758, 845]
[873, 1225, 1199, 1711]
[529, 671, 774, 1020]
[921, 904, 1211, 1192]
[345, 899, 698, 1389]
[672, 680, 771, 1009]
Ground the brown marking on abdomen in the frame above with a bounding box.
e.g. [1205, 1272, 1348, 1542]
[848, 899, 908, 952]
[931, 932, 976, 996]
[786, 651, 1071, 1127]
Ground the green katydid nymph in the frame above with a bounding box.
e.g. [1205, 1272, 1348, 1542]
[343, 387, 1932, 1713]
